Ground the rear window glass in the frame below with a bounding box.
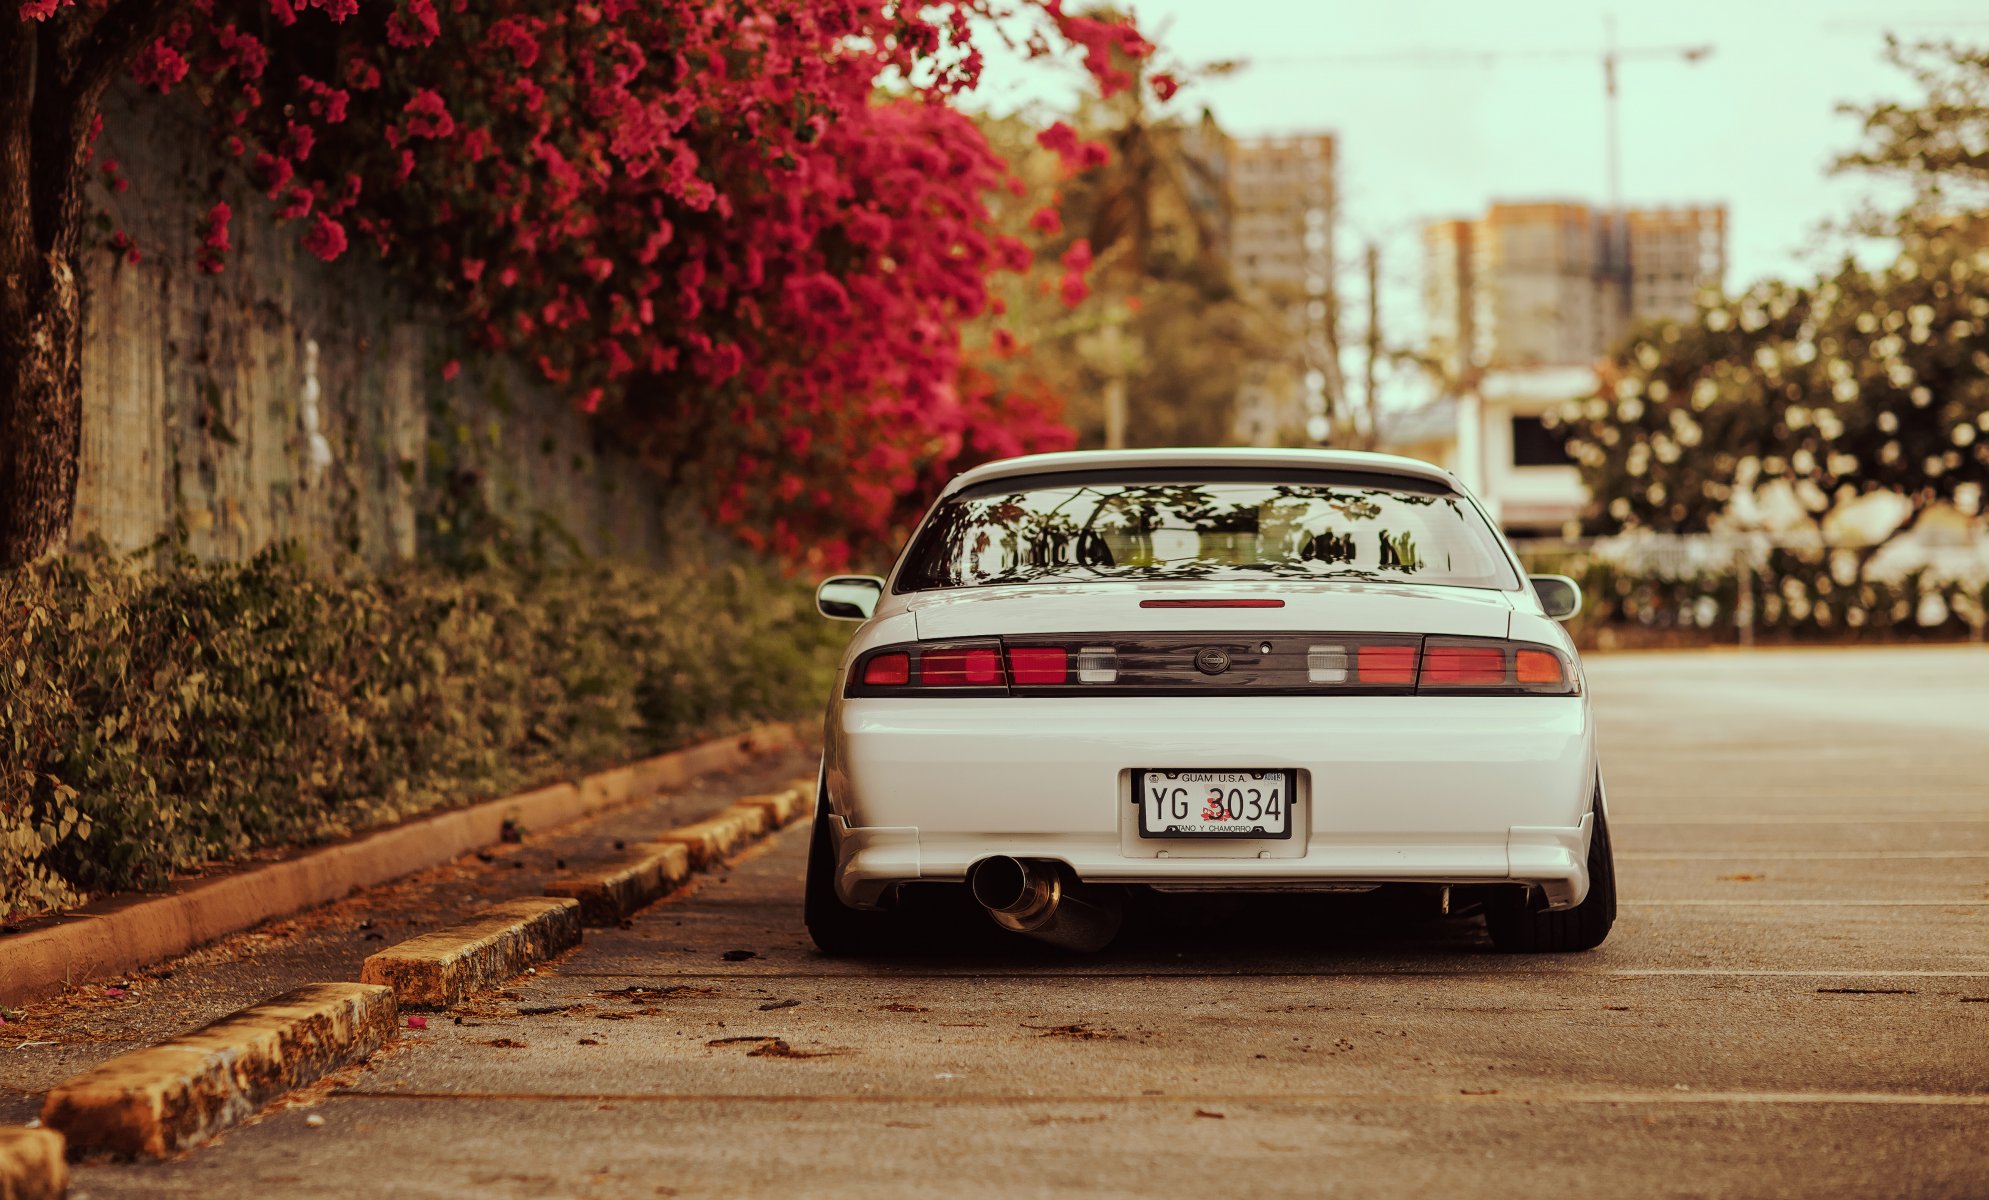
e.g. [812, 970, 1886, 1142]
[896, 475, 1520, 593]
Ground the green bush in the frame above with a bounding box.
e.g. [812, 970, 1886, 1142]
[0, 548, 844, 920]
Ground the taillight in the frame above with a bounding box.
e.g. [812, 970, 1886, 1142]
[1356, 644, 1417, 685]
[1007, 646, 1068, 685]
[1418, 638, 1576, 695]
[849, 640, 1007, 694]
[861, 652, 910, 687]
[922, 645, 1003, 686]
[1515, 648, 1564, 686]
[1422, 643, 1504, 686]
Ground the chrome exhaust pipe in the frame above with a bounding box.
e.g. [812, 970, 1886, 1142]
[967, 856, 1122, 952]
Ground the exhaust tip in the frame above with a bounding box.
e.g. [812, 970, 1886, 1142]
[968, 855, 1030, 913]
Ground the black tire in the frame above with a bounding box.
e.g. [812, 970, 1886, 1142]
[1485, 802, 1616, 953]
[803, 785, 918, 956]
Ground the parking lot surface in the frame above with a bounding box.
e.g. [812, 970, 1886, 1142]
[72, 646, 1989, 1199]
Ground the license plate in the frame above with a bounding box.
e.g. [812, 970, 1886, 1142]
[1136, 769, 1294, 839]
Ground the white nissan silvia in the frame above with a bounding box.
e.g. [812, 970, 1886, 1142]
[807, 447, 1613, 956]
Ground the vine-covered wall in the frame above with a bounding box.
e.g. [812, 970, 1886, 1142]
[72, 86, 685, 569]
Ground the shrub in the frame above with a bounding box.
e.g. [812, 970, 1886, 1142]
[0, 548, 843, 919]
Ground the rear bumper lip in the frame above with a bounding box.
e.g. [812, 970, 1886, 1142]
[832, 818, 1592, 910]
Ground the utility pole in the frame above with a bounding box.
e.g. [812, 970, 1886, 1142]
[1101, 317, 1127, 449]
[1363, 241, 1381, 451]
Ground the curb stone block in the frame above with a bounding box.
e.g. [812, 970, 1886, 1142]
[360, 898, 582, 1008]
[738, 784, 810, 829]
[654, 809, 759, 867]
[726, 802, 772, 838]
[544, 844, 692, 925]
[39, 983, 396, 1159]
[0, 1127, 67, 1200]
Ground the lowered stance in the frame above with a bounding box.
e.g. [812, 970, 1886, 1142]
[808, 448, 1613, 955]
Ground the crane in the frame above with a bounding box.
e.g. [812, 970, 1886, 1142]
[1246, 21, 1714, 260]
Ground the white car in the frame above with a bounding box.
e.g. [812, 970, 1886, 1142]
[807, 447, 1612, 955]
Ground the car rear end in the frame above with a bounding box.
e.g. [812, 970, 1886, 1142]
[815, 449, 1604, 949]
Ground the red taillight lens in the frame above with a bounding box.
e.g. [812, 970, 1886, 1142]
[1356, 644, 1417, 684]
[921, 645, 1003, 686]
[1140, 598, 1285, 609]
[1007, 646, 1068, 685]
[861, 652, 910, 687]
[1422, 644, 1505, 686]
[1515, 648, 1566, 687]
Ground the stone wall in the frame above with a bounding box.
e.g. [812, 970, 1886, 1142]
[72, 87, 686, 569]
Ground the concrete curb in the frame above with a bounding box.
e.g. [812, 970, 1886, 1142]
[0, 722, 800, 1007]
[654, 807, 763, 868]
[737, 780, 814, 829]
[39, 983, 397, 1159]
[545, 844, 692, 926]
[0, 1127, 67, 1200]
[360, 898, 582, 1009]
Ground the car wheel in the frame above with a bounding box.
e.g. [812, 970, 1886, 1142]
[1485, 802, 1616, 954]
[803, 785, 917, 956]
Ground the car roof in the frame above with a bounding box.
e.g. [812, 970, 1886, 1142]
[942, 447, 1463, 497]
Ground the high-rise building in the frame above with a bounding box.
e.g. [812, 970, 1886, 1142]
[1223, 134, 1337, 445]
[1422, 201, 1725, 376]
[1626, 206, 1728, 326]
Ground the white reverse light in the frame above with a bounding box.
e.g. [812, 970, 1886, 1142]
[1076, 646, 1118, 683]
[1307, 644, 1349, 683]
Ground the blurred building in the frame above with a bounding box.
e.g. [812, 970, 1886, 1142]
[1395, 200, 1727, 535]
[1222, 133, 1338, 447]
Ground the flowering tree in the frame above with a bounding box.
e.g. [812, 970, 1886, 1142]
[0, 0, 1156, 568]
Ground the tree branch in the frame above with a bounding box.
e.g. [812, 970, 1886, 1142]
[69, 0, 183, 103]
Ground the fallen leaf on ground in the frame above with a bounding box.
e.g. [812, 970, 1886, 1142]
[1194, 1109, 1225, 1119]
[706, 1035, 833, 1058]
[1024, 1023, 1123, 1041]
[758, 999, 800, 1012]
[406, 1016, 428, 1030]
[722, 949, 758, 962]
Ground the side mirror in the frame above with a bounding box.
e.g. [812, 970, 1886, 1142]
[1530, 575, 1583, 622]
[816, 575, 885, 621]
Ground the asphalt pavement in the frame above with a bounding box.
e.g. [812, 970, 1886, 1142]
[60, 646, 1989, 1198]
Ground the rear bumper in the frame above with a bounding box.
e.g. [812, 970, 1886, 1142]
[826, 695, 1596, 909]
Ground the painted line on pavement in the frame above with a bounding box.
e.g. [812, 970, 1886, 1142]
[1622, 899, 1989, 907]
[1619, 851, 1989, 860]
[1608, 968, 1989, 978]
[549, 967, 1989, 981]
[335, 1088, 1989, 1108]
[1611, 814, 1989, 825]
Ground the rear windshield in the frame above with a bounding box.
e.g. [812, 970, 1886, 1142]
[896, 473, 1520, 593]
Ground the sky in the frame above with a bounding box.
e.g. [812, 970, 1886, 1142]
[974, 0, 1989, 379]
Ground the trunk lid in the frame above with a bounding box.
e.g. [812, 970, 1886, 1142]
[904, 580, 1513, 640]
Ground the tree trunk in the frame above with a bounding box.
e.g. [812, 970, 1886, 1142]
[0, 249, 84, 568]
[0, 0, 177, 567]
